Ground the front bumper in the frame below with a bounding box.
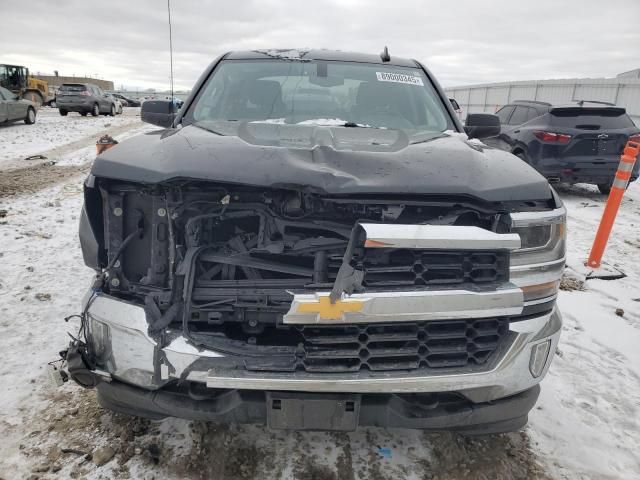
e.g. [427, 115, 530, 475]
[534, 155, 640, 184]
[56, 99, 94, 112]
[83, 293, 561, 404]
[96, 379, 540, 433]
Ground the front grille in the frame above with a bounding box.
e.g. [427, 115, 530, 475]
[194, 248, 509, 289]
[326, 249, 510, 288]
[238, 318, 510, 374]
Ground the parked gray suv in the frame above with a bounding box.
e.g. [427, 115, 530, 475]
[56, 83, 118, 117]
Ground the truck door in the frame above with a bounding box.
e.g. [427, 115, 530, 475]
[8, 96, 25, 121]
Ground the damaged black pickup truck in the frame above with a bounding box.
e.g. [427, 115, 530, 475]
[68, 49, 565, 434]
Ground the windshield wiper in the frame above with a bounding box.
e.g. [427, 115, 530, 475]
[409, 132, 449, 145]
[193, 122, 225, 136]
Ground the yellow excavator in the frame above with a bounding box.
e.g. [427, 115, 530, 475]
[0, 64, 50, 107]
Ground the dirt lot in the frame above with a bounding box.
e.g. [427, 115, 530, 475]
[0, 113, 638, 479]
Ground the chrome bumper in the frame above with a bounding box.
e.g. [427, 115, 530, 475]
[85, 293, 561, 403]
[203, 309, 560, 402]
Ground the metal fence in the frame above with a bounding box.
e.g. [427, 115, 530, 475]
[444, 77, 640, 125]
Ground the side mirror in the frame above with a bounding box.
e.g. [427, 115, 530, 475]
[141, 100, 176, 128]
[464, 113, 500, 139]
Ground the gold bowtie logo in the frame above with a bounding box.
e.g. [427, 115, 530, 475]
[296, 296, 364, 320]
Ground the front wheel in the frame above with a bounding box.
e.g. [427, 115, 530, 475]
[59, 109, 68, 116]
[24, 107, 36, 124]
[597, 183, 612, 195]
[23, 90, 44, 108]
[109, 104, 116, 116]
[117, 104, 123, 115]
[91, 103, 99, 117]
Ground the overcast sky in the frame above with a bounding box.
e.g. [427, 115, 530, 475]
[2, 0, 639, 91]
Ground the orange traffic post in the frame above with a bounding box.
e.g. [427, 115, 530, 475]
[586, 141, 640, 269]
[96, 134, 119, 154]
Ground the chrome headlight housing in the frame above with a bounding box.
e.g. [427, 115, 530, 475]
[88, 317, 112, 364]
[509, 207, 566, 303]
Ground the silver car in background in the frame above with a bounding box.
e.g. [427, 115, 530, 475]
[0, 86, 36, 125]
[105, 93, 123, 115]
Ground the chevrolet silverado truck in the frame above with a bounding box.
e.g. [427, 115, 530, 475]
[67, 49, 565, 434]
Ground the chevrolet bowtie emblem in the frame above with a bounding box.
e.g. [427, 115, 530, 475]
[296, 296, 364, 320]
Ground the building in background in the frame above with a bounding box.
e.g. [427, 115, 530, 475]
[445, 69, 640, 125]
[33, 74, 114, 95]
[617, 68, 640, 80]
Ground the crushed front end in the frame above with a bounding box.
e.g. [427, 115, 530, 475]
[72, 176, 565, 433]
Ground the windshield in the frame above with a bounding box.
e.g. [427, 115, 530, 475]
[550, 108, 635, 129]
[183, 60, 454, 136]
[59, 84, 87, 92]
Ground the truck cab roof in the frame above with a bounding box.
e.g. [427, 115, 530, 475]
[224, 49, 420, 68]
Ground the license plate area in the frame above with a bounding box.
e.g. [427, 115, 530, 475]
[266, 392, 360, 431]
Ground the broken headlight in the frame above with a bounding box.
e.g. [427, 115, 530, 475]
[509, 207, 566, 303]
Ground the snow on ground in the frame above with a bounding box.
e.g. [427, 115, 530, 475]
[0, 112, 639, 479]
[529, 182, 640, 479]
[0, 107, 141, 170]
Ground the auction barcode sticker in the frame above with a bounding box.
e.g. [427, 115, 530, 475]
[376, 72, 424, 86]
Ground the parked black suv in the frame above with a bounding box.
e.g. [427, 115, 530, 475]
[56, 83, 118, 117]
[110, 93, 141, 107]
[488, 100, 640, 193]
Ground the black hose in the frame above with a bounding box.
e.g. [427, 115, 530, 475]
[105, 227, 143, 271]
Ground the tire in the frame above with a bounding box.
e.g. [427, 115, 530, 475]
[91, 103, 99, 117]
[80, 112, 88, 117]
[598, 183, 612, 195]
[515, 152, 529, 164]
[59, 109, 68, 116]
[109, 104, 116, 117]
[117, 104, 123, 115]
[24, 107, 36, 125]
[23, 90, 44, 108]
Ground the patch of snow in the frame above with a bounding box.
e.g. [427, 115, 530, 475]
[528, 181, 640, 480]
[250, 118, 287, 124]
[251, 118, 379, 128]
[296, 118, 348, 126]
[55, 123, 153, 166]
[0, 108, 142, 170]
[443, 129, 467, 139]
[256, 48, 310, 60]
[466, 138, 487, 146]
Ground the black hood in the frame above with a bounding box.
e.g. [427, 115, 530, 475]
[92, 124, 552, 202]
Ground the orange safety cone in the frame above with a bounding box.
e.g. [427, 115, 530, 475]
[586, 141, 640, 269]
[96, 134, 119, 154]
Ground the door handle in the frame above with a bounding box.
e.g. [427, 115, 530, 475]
[513, 129, 520, 133]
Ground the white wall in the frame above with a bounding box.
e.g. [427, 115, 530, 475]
[445, 78, 640, 125]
